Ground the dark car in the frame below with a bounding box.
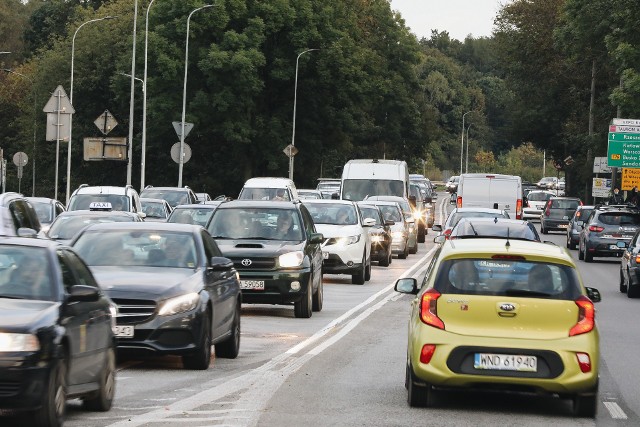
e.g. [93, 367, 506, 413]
[357, 202, 393, 267]
[540, 197, 582, 234]
[0, 192, 42, 237]
[72, 222, 241, 369]
[206, 200, 324, 318]
[0, 238, 116, 425]
[566, 205, 595, 249]
[168, 202, 221, 226]
[140, 186, 199, 208]
[620, 229, 640, 298]
[579, 205, 640, 263]
[447, 217, 541, 242]
[140, 197, 173, 222]
[44, 209, 143, 245]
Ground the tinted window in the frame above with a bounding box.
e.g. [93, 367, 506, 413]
[377, 205, 403, 222]
[61, 250, 98, 288]
[169, 207, 216, 226]
[141, 201, 167, 218]
[0, 246, 54, 300]
[140, 190, 189, 207]
[304, 204, 358, 225]
[599, 213, 640, 225]
[575, 208, 593, 220]
[550, 199, 580, 209]
[48, 214, 137, 240]
[527, 192, 553, 202]
[208, 208, 303, 241]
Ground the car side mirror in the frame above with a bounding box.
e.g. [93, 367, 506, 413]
[362, 218, 376, 227]
[67, 285, 100, 302]
[309, 232, 324, 244]
[138, 212, 147, 219]
[394, 278, 419, 295]
[210, 256, 234, 271]
[384, 219, 395, 226]
[432, 224, 442, 232]
[585, 287, 601, 303]
[434, 235, 445, 244]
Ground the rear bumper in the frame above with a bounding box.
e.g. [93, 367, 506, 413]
[542, 219, 569, 230]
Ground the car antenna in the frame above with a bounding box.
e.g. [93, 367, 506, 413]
[505, 227, 511, 248]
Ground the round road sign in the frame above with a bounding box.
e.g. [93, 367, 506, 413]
[13, 152, 28, 167]
[171, 143, 192, 164]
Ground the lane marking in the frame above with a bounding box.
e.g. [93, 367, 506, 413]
[603, 401, 628, 419]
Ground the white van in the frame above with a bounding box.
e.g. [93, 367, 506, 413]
[456, 173, 523, 219]
[237, 177, 299, 201]
[340, 159, 409, 201]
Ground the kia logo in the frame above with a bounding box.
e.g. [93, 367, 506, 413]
[241, 259, 252, 266]
[500, 303, 516, 311]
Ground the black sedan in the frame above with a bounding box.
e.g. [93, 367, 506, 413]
[0, 238, 115, 426]
[71, 222, 241, 369]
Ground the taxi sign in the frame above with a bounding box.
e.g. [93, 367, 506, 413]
[89, 202, 112, 211]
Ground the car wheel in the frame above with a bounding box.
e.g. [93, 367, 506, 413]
[34, 356, 67, 427]
[379, 246, 391, 267]
[628, 279, 640, 298]
[399, 244, 408, 259]
[572, 391, 598, 418]
[578, 242, 584, 260]
[417, 225, 426, 243]
[364, 256, 372, 281]
[620, 270, 628, 293]
[312, 277, 323, 312]
[294, 282, 313, 317]
[409, 239, 418, 254]
[584, 248, 593, 263]
[541, 223, 548, 234]
[182, 310, 212, 369]
[352, 254, 366, 285]
[215, 302, 241, 358]
[568, 238, 577, 250]
[83, 347, 115, 411]
[407, 363, 434, 408]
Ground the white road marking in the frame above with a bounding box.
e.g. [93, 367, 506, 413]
[603, 401, 628, 419]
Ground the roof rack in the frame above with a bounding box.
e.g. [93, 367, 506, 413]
[594, 203, 640, 210]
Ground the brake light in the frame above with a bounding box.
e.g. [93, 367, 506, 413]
[420, 344, 437, 364]
[419, 289, 445, 330]
[579, 201, 583, 206]
[588, 225, 604, 232]
[545, 206, 551, 216]
[576, 352, 592, 373]
[635, 254, 640, 264]
[492, 254, 526, 260]
[456, 195, 462, 208]
[516, 198, 522, 219]
[569, 296, 595, 336]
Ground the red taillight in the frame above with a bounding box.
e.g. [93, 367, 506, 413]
[569, 296, 595, 336]
[635, 254, 640, 264]
[443, 228, 452, 239]
[456, 195, 462, 208]
[420, 344, 437, 364]
[516, 198, 522, 219]
[576, 352, 592, 373]
[588, 225, 604, 232]
[492, 254, 526, 260]
[420, 289, 445, 330]
[545, 207, 550, 216]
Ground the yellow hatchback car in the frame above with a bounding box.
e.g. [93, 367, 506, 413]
[396, 238, 601, 417]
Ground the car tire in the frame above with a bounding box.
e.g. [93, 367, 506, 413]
[578, 242, 585, 260]
[83, 347, 115, 411]
[399, 244, 408, 259]
[417, 225, 426, 243]
[352, 254, 366, 285]
[572, 392, 598, 418]
[364, 257, 372, 281]
[379, 246, 391, 267]
[620, 270, 628, 293]
[312, 277, 323, 312]
[34, 356, 67, 427]
[568, 239, 577, 250]
[584, 248, 593, 263]
[628, 280, 640, 298]
[182, 310, 212, 369]
[541, 223, 548, 234]
[294, 282, 313, 317]
[215, 303, 241, 358]
[407, 363, 434, 408]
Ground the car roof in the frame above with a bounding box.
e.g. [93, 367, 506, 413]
[78, 222, 202, 232]
[215, 200, 299, 209]
[73, 186, 131, 195]
[55, 210, 139, 218]
[301, 199, 355, 205]
[142, 187, 190, 192]
[0, 237, 62, 249]
[140, 197, 168, 203]
[363, 200, 401, 207]
[451, 207, 506, 214]
[364, 196, 407, 202]
[26, 197, 59, 204]
[173, 203, 220, 209]
[242, 177, 295, 187]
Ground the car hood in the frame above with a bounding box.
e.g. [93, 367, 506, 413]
[0, 299, 60, 332]
[313, 224, 363, 238]
[89, 266, 198, 299]
[215, 240, 306, 257]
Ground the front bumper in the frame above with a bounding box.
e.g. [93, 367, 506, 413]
[0, 355, 50, 410]
[321, 239, 366, 273]
[370, 240, 390, 261]
[237, 268, 312, 305]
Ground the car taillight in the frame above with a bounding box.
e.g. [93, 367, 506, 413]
[443, 228, 452, 239]
[419, 289, 445, 330]
[576, 352, 592, 373]
[420, 344, 437, 364]
[545, 206, 550, 216]
[635, 254, 640, 264]
[516, 198, 522, 219]
[456, 195, 462, 208]
[588, 225, 604, 232]
[569, 296, 595, 336]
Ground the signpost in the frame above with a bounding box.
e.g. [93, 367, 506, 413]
[622, 168, 640, 191]
[607, 132, 640, 168]
[13, 152, 28, 193]
[593, 157, 612, 174]
[43, 85, 74, 201]
[170, 142, 192, 164]
[593, 177, 611, 198]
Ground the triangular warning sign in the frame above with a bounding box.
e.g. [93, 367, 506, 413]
[43, 85, 75, 114]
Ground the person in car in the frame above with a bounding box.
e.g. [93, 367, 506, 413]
[273, 213, 297, 240]
[273, 189, 288, 201]
[336, 208, 350, 224]
[2, 255, 51, 299]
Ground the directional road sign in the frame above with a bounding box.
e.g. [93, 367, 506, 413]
[607, 132, 640, 167]
[172, 121, 194, 139]
[612, 118, 640, 126]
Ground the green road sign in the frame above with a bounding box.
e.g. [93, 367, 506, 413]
[608, 132, 640, 167]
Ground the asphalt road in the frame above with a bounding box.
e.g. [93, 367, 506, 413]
[5, 194, 639, 426]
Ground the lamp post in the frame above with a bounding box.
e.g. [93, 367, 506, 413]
[465, 123, 472, 174]
[2, 69, 37, 196]
[141, 0, 158, 190]
[178, 4, 215, 187]
[68, 15, 116, 204]
[460, 111, 471, 175]
[126, 0, 139, 187]
[120, 72, 144, 90]
[289, 48, 319, 181]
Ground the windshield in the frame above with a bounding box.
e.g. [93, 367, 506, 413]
[0, 247, 54, 301]
[68, 194, 130, 211]
[342, 179, 404, 201]
[169, 207, 216, 226]
[30, 201, 53, 224]
[140, 190, 189, 207]
[451, 221, 540, 241]
[432, 259, 581, 299]
[141, 201, 166, 218]
[550, 199, 580, 210]
[359, 207, 381, 225]
[599, 213, 640, 226]
[376, 205, 403, 222]
[237, 188, 291, 201]
[208, 208, 303, 241]
[48, 214, 137, 240]
[527, 192, 553, 202]
[305, 203, 358, 225]
[73, 230, 197, 268]
[447, 211, 508, 228]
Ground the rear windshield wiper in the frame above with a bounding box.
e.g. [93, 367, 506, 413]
[504, 289, 551, 297]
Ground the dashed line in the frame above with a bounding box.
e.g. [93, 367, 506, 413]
[603, 401, 628, 419]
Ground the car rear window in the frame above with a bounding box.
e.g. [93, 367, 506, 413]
[550, 199, 580, 209]
[448, 211, 508, 228]
[527, 192, 553, 202]
[432, 258, 581, 300]
[599, 213, 640, 225]
[451, 221, 539, 241]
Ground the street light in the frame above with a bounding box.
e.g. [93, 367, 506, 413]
[120, 72, 144, 90]
[460, 111, 472, 175]
[289, 48, 319, 181]
[141, 0, 158, 190]
[67, 15, 116, 204]
[126, 0, 139, 187]
[178, 4, 215, 187]
[2, 69, 37, 196]
[465, 123, 472, 173]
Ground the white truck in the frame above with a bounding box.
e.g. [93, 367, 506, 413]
[340, 159, 409, 202]
[455, 173, 523, 219]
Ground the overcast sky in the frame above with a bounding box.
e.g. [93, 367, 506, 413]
[389, 0, 506, 42]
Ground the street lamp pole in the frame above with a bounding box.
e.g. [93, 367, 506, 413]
[2, 69, 37, 196]
[289, 48, 318, 181]
[460, 111, 471, 175]
[179, 4, 214, 187]
[120, 73, 144, 89]
[68, 16, 116, 204]
[465, 123, 472, 174]
[126, 0, 139, 187]
[141, 0, 157, 191]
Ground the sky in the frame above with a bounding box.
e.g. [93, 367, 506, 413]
[389, 0, 506, 42]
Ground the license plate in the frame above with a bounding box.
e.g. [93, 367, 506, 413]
[558, 224, 568, 228]
[114, 325, 134, 338]
[474, 353, 537, 372]
[323, 252, 329, 259]
[240, 280, 265, 290]
[610, 243, 626, 250]
[563, 216, 569, 220]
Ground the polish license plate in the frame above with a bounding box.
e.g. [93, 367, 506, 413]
[474, 353, 537, 372]
[240, 280, 265, 290]
[323, 252, 329, 259]
[114, 325, 134, 338]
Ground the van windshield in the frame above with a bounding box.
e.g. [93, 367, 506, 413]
[342, 179, 403, 201]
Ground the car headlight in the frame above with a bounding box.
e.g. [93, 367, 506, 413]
[109, 303, 118, 332]
[392, 231, 406, 239]
[413, 211, 422, 221]
[279, 251, 304, 268]
[371, 235, 384, 243]
[0, 333, 39, 352]
[335, 235, 360, 246]
[158, 292, 200, 316]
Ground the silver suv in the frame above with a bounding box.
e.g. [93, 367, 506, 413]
[67, 184, 143, 215]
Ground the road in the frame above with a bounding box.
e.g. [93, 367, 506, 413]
[6, 194, 639, 426]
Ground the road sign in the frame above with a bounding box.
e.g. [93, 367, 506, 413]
[83, 137, 127, 161]
[12, 152, 28, 167]
[593, 157, 612, 174]
[607, 132, 640, 167]
[592, 177, 611, 198]
[94, 110, 118, 135]
[610, 125, 640, 133]
[42, 85, 75, 114]
[612, 118, 640, 126]
[283, 144, 298, 157]
[172, 121, 194, 139]
[622, 168, 640, 191]
[45, 113, 71, 142]
[171, 143, 192, 164]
